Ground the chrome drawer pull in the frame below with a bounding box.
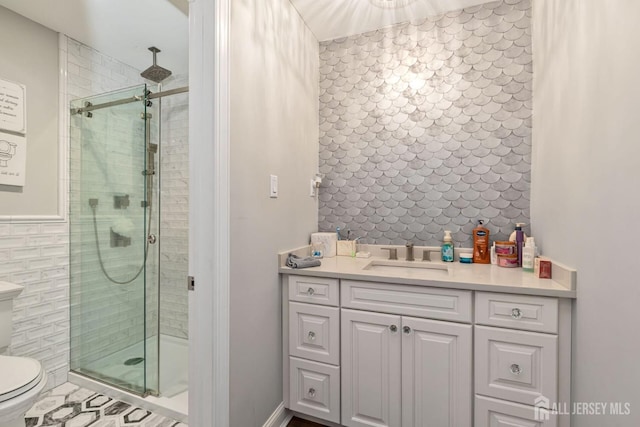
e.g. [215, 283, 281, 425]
[306, 287, 315, 296]
[308, 388, 316, 398]
[510, 364, 522, 375]
[403, 326, 411, 334]
[389, 325, 398, 332]
[308, 331, 316, 341]
[511, 308, 523, 319]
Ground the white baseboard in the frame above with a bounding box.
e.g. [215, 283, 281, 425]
[263, 402, 293, 427]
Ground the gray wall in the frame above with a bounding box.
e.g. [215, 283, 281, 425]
[532, 1, 640, 425]
[230, 0, 319, 425]
[318, 0, 532, 246]
[0, 6, 59, 216]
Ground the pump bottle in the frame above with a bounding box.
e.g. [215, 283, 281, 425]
[522, 237, 536, 272]
[472, 220, 491, 264]
[441, 230, 454, 262]
[512, 223, 525, 267]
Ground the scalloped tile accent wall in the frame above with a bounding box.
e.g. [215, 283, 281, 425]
[318, 0, 532, 246]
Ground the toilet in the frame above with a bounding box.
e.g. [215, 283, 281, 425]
[0, 281, 48, 427]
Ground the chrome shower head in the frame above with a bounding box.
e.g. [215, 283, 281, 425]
[141, 47, 172, 83]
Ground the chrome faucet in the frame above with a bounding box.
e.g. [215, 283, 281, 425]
[405, 242, 414, 261]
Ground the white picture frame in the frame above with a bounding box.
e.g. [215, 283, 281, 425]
[0, 131, 26, 186]
[0, 77, 26, 134]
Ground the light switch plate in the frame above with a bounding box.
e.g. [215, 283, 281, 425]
[270, 175, 278, 198]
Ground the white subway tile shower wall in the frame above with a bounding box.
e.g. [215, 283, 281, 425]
[158, 75, 189, 339]
[318, 0, 532, 246]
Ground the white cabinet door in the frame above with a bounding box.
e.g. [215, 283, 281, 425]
[289, 302, 340, 365]
[341, 309, 402, 427]
[475, 326, 558, 406]
[401, 316, 472, 427]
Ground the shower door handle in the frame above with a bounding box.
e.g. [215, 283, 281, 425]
[148, 234, 157, 244]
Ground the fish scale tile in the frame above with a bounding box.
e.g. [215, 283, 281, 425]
[318, 0, 531, 246]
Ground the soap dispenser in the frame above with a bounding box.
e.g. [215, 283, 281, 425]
[441, 230, 454, 262]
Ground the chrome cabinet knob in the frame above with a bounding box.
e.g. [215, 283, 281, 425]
[306, 287, 315, 296]
[308, 331, 316, 341]
[511, 308, 522, 319]
[510, 364, 522, 375]
[403, 326, 411, 334]
[308, 388, 316, 398]
[389, 325, 398, 332]
[148, 234, 157, 244]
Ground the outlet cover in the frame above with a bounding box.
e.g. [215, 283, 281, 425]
[270, 175, 278, 198]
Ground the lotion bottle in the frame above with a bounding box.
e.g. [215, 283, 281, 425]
[522, 237, 536, 272]
[441, 230, 454, 262]
[472, 220, 491, 264]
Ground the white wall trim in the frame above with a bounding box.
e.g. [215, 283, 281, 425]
[188, 0, 230, 425]
[0, 33, 68, 224]
[263, 402, 293, 427]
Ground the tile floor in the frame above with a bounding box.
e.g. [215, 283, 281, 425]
[25, 383, 187, 427]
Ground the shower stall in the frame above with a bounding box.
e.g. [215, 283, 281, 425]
[68, 78, 189, 411]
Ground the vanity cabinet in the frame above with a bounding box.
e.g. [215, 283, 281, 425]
[283, 275, 571, 427]
[340, 310, 472, 427]
[286, 275, 342, 424]
[474, 292, 567, 427]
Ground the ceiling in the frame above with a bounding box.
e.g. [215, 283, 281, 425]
[0, 0, 189, 75]
[290, 0, 494, 41]
[0, 0, 494, 75]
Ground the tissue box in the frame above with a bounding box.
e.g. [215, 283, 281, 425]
[336, 240, 356, 257]
[310, 232, 337, 258]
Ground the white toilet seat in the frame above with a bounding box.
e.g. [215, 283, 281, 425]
[0, 356, 45, 403]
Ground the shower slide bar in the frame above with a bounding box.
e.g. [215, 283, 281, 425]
[70, 86, 189, 115]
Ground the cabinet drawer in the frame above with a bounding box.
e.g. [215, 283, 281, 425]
[475, 395, 557, 427]
[289, 275, 339, 306]
[289, 357, 340, 424]
[341, 280, 472, 323]
[475, 326, 558, 406]
[476, 292, 558, 334]
[289, 302, 339, 365]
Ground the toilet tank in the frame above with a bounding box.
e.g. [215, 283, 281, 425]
[0, 281, 23, 353]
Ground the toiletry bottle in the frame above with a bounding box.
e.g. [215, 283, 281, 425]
[522, 237, 536, 272]
[441, 230, 454, 262]
[472, 220, 491, 264]
[514, 223, 525, 266]
[490, 242, 497, 265]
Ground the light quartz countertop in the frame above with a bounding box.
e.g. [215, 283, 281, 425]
[279, 250, 576, 299]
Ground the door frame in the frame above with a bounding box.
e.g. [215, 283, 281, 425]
[188, 0, 231, 425]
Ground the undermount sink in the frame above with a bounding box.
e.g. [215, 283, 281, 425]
[363, 259, 450, 276]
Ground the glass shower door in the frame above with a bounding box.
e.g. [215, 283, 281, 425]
[69, 84, 159, 396]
